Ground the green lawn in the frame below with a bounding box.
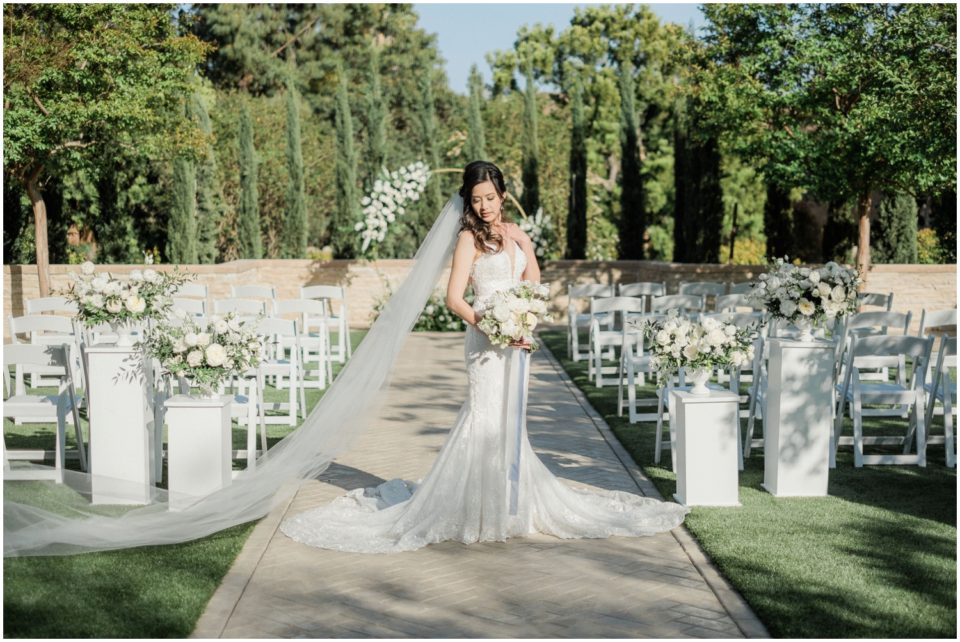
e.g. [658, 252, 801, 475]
[3, 330, 366, 638]
[539, 329, 956, 639]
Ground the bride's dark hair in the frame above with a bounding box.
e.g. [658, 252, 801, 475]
[458, 160, 510, 254]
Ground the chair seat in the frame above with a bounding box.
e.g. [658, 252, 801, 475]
[846, 382, 918, 404]
[4, 394, 64, 415]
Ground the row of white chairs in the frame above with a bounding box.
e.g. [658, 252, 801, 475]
[595, 305, 956, 470]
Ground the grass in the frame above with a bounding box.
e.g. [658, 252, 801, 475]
[3, 330, 366, 638]
[539, 329, 956, 639]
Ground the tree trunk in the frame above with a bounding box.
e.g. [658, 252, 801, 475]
[25, 166, 50, 297]
[856, 191, 872, 284]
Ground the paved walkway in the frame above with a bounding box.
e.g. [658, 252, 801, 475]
[192, 333, 768, 638]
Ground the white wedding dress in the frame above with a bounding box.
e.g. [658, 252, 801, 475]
[280, 241, 690, 553]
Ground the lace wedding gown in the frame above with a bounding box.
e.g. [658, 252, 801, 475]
[280, 242, 690, 553]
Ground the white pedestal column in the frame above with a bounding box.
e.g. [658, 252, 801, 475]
[762, 338, 835, 497]
[164, 395, 232, 511]
[86, 346, 156, 505]
[673, 390, 741, 507]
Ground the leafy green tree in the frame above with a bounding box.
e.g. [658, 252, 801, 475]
[566, 77, 588, 260]
[520, 60, 542, 220]
[617, 59, 644, 259]
[873, 193, 918, 264]
[281, 76, 308, 259]
[465, 65, 487, 163]
[3, 3, 206, 293]
[417, 71, 443, 224]
[238, 104, 263, 259]
[192, 91, 225, 264]
[333, 62, 360, 258]
[169, 153, 199, 264]
[696, 3, 956, 274]
[365, 46, 388, 189]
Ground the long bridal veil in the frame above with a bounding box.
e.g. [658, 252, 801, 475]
[4, 195, 465, 557]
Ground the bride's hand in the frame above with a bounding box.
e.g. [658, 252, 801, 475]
[509, 338, 533, 351]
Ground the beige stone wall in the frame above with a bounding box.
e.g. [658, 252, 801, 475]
[4, 260, 955, 338]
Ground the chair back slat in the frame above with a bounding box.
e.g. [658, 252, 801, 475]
[678, 281, 726, 297]
[25, 296, 78, 315]
[232, 284, 278, 299]
[618, 282, 665, 297]
[590, 296, 645, 315]
[650, 294, 704, 313]
[850, 335, 932, 361]
[918, 308, 957, 335]
[176, 283, 208, 299]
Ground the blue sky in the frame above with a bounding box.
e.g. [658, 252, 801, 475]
[413, 3, 706, 94]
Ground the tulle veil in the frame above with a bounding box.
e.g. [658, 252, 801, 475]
[3, 195, 465, 557]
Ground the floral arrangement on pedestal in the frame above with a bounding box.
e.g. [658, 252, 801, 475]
[748, 257, 861, 339]
[143, 313, 264, 396]
[356, 162, 430, 254]
[477, 281, 552, 351]
[639, 311, 757, 394]
[63, 262, 192, 340]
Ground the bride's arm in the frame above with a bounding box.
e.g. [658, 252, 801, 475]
[511, 224, 541, 284]
[446, 231, 482, 326]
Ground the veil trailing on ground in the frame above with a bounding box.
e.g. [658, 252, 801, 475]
[3, 195, 465, 557]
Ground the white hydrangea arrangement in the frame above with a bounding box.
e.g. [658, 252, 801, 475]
[416, 290, 467, 332]
[477, 281, 552, 351]
[63, 261, 192, 328]
[748, 257, 861, 324]
[517, 207, 557, 259]
[639, 311, 757, 385]
[355, 161, 431, 254]
[144, 313, 263, 395]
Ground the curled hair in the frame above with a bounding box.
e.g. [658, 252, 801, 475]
[458, 160, 510, 255]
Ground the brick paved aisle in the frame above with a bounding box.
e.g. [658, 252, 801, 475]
[193, 333, 768, 639]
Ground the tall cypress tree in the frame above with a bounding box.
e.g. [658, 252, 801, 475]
[192, 92, 224, 264]
[168, 153, 198, 264]
[333, 61, 360, 258]
[465, 64, 487, 163]
[618, 59, 645, 260]
[566, 76, 588, 260]
[418, 70, 443, 221]
[763, 183, 796, 260]
[281, 75, 307, 258]
[673, 97, 723, 263]
[521, 59, 541, 218]
[365, 47, 387, 189]
[873, 192, 918, 263]
[238, 103, 262, 259]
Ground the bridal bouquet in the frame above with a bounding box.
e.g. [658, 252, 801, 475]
[64, 262, 192, 328]
[477, 281, 552, 351]
[144, 313, 264, 395]
[639, 311, 756, 386]
[748, 257, 861, 324]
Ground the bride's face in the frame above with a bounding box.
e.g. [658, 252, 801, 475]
[470, 180, 504, 226]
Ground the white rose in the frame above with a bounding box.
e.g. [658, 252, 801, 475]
[797, 298, 815, 316]
[106, 300, 123, 314]
[172, 339, 188, 353]
[228, 317, 242, 331]
[204, 344, 227, 367]
[682, 343, 699, 361]
[831, 285, 845, 301]
[809, 270, 820, 283]
[214, 319, 229, 334]
[724, 325, 736, 336]
[184, 332, 200, 347]
[86, 294, 104, 308]
[125, 295, 146, 314]
[656, 330, 671, 345]
[104, 281, 122, 296]
[501, 319, 519, 339]
[186, 350, 204, 368]
[523, 312, 538, 330]
[143, 269, 158, 283]
[492, 303, 511, 323]
[707, 329, 727, 346]
[91, 277, 108, 292]
[80, 261, 96, 275]
[196, 332, 211, 347]
[779, 299, 798, 317]
[130, 270, 143, 281]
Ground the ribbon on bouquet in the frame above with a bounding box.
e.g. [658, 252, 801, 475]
[502, 347, 531, 516]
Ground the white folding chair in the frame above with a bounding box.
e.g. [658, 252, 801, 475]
[176, 283, 209, 299]
[255, 317, 307, 426]
[232, 284, 278, 300]
[833, 334, 933, 467]
[716, 293, 762, 313]
[25, 296, 78, 315]
[274, 299, 333, 390]
[835, 311, 912, 392]
[727, 281, 754, 295]
[617, 314, 667, 423]
[3, 343, 86, 481]
[171, 296, 206, 318]
[301, 285, 351, 364]
[617, 282, 665, 315]
[8, 314, 82, 392]
[679, 281, 726, 309]
[650, 294, 705, 316]
[918, 308, 957, 336]
[566, 283, 615, 361]
[588, 296, 645, 387]
[858, 291, 894, 312]
[923, 337, 956, 468]
[213, 298, 265, 322]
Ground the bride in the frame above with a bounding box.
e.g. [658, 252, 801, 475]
[280, 161, 689, 553]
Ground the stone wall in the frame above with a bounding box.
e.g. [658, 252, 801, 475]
[4, 260, 955, 338]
